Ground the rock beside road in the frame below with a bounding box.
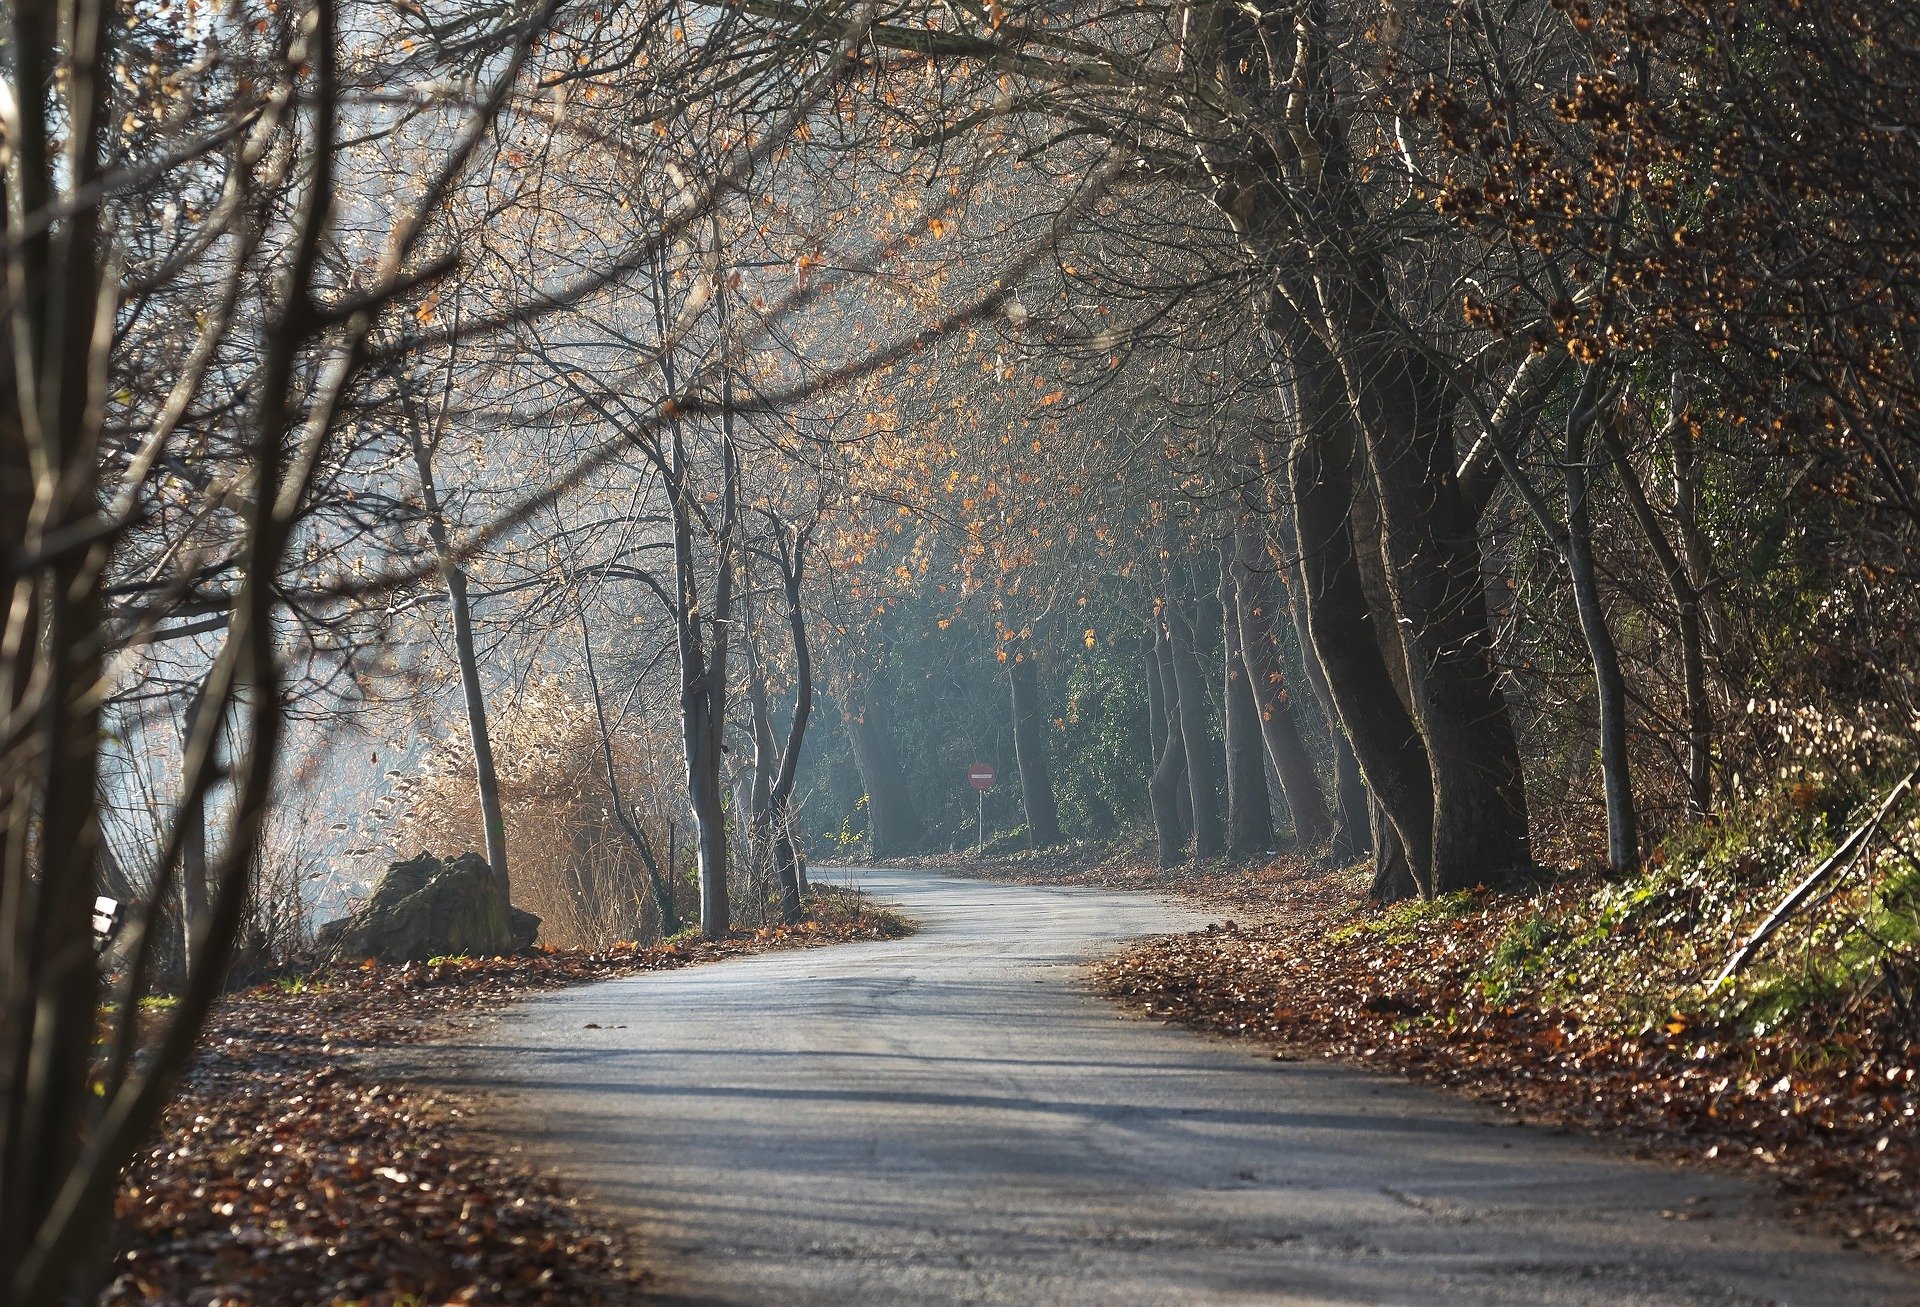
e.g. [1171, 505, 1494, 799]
[320, 852, 540, 962]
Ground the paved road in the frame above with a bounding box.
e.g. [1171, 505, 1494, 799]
[444, 869, 1916, 1305]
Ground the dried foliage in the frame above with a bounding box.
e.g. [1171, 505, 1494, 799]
[106, 888, 911, 1304]
[385, 680, 684, 948]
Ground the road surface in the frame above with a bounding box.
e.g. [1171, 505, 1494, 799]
[442, 868, 1916, 1305]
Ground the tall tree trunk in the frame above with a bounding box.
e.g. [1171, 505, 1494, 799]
[1228, 527, 1334, 849]
[1326, 320, 1533, 891]
[742, 606, 786, 913]
[1246, 3, 1531, 890]
[1142, 626, 1179, 865]
[764, 519, 816, 924]
[179, 675, 211, 969]
[1164, 591, 1226, 858]
[667, 422, 733, 940]
[843, 684, 924, 858]
[1668, 417, 1715, 817]
[672, 223, 740, 940]
[1148, 623, 1191, 867]
[683, 660, 730, 938]
[1008, 650, 1063, 847]
[407, 422, 510, 898]
[746, 638, 777, 822]
[1279, 308, 1438, 896]
[1159, 626, 1194, 836]
[1564, 372, 1638, 872]
[1219, 559, 1277, 857]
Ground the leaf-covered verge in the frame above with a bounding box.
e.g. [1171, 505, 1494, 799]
[103, 887, 912, 1306]
[941, 779, 1920, 1263]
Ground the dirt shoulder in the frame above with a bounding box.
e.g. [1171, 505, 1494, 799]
[929, 841, 1920, 1266]
[106, 888, 912, 1306]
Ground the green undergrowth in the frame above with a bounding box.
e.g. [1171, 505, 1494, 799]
[1331, 890, 1480, 946]
[1468, 767, 1920, 1055]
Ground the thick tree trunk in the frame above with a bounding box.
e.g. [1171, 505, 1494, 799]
[843, 685, 924, 858]
[1368, 795, 1420, 902]
[1328, 321, 1533, 891]
[1008, 650, 1063, 847]
[1279, 311, 1438, 896]
[1148, 623, 1191, 867]
[1219, 561, 1277, 857]
[1228, 527, 1334, 848]
[1164, 593, 1225, 858]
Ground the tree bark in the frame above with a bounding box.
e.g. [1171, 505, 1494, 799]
[1282, 549, 1371, 863]
[741, 600, 792, 918]
[1564, 373, 1638, 872]
[1164, 590, 1225, 858]
[1219, 558, 1277, 857]
[1250, 521, 1375, 864]
[407, 421, 510, 899]
[1666, 412, 1716, 816]
[1594, 405, 1714, 820]
[1147, 622, 1190, 867]
[1279, 307, 1438, 896]
[667, 225, 740, 941]
[1328, 319, 1533, 891]
[843, 684, 924, 858]
[1228, 526, 1334, 849]
[1368, 794, 1420, 902]
[179, 675, 212, 967]
[1008, 649, 1064, 847]
[1606, 391, 1717, 819]
[666, 413, 733, 938]
[764, 519, 816, 924]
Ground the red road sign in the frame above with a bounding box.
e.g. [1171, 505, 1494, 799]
[967, 762, 998, 791]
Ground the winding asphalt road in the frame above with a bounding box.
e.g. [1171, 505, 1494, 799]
[444, 868, 1916, 1305]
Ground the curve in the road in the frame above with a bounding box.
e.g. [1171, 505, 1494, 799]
[439, 868, 1917, 1306]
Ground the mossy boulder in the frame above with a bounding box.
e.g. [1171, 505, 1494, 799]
[320, 852, 539, 962]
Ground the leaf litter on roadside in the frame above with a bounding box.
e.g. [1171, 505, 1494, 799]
[105, 890, 912, 1305]
[1085, 860, 1920, 1261]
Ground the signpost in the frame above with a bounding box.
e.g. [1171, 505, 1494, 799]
[967, 762, 997, 854]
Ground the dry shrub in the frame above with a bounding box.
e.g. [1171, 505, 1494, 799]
[386, 678, 685, 948]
